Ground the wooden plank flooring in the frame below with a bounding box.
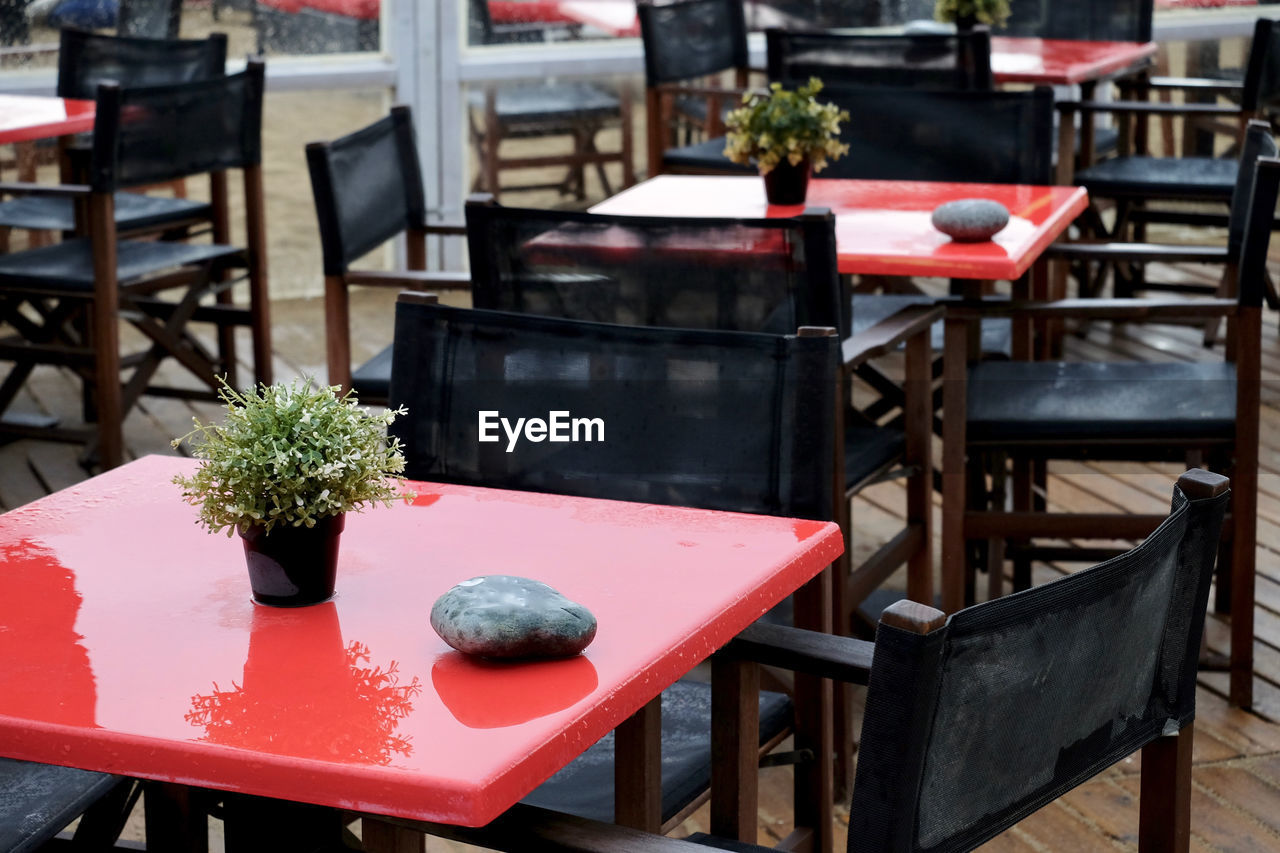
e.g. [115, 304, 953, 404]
[6, 278, 1280, 849]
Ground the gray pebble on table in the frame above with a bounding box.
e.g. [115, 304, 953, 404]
[430, 574, 598, 659]
[931, 198, 1011, 242]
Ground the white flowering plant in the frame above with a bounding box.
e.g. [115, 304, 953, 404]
[172, 378, 412, 536]
[723, 78, 850, 175]
[934, 0, 1011, 27]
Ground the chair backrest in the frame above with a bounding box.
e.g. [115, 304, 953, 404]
[388, 299, 838, 520]
[116, 0, 183, 39]
[464, 197, 847, 336]
[89, 60, 265, 193]
[995, 0, 1153, 42]
[306, 106, 426, 277]
[637, 0, 750, 86]
[819, 85, 1054, 184]
[56, 27, 226, 100]
[1226, 121, 1279, 264]
[849, 470, 1230, 853]
[1238, 18, 1280, 115]
[1235, 137, 1280, 310]
[766, 27, 993, 91]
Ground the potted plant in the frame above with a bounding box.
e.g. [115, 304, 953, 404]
[172, 378, 412, 607]
[724, 77, 850, 206]
[935, 0, 1012, 32]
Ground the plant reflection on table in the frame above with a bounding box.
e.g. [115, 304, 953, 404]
[186, 602, 421, 764]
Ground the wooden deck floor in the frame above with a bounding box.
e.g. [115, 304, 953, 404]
[5, 279, 1280, 850]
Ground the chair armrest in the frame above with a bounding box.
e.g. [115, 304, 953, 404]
[0, 182, 91, 199]
[1057, 99, 1243, 118]
[1146, 76, 1245, 94]
[369, 804, 720, 852]
[1044, 242, 1230, 265]
[653, 82, 754, 100]
[412, 216, 467, 237]
[718, 622, 874, 686]
[946, 297, 1238, 321]
[343, 270, 472, 290]
[842, 304, 943, 368]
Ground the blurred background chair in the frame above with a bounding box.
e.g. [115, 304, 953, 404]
[939, 135, 1280, 709]
[0, 27, 227, 249]
[388, 294, 841, 842]
[379, 468, 1229, 853]
[765, 27, 993, 91]
[0, 758, 137, 851]
[467, 0, 633, 201]
[116, 0, 182, 38]
[0, 63, 272, 470]
[306, 106, 469, 404]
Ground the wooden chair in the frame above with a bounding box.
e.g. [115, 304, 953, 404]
[0, 27, 227, 247]
[939, 146, 1280, 709]
[636, 0, 756, 178]
[387, 294, 843, 845]
[467, 0, 634, 201]
[368, 468, 1230, 853]
[0, 62, 273, 470]
[462, 195, 938, 795]
[305, 106, 470, 403]
[0, 759, 137, 851]
[766, 27, 993, 91]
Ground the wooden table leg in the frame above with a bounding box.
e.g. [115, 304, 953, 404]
[143, 782, 209, 853]
[614, 696, 662, 832]
[363, 817, 427, 852]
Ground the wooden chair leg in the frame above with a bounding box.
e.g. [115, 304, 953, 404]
[363, 818, 426, 852]
[1138, 726, 1193, 853]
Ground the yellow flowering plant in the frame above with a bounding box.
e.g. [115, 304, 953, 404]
[172, 377, 413, 536]
[934, 0, 1012, 27]
[723, 78, 850, 175]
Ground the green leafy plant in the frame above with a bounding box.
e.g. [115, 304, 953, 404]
[935, 0, 1012, 27]
[172, 378, 412, 536]
[724, 78, 850, 175]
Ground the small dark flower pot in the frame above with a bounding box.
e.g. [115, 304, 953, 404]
[763, 158, 812, 205]
[956, 13, 978, 32]
[239, 514, 345, 607]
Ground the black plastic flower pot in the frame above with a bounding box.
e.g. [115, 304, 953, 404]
[239, 513, 345, 607]
[763, 158, 812, 205]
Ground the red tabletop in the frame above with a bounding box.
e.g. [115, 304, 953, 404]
[0, 95, 95, 145]
[0, 455, 841, 827]
[990, 37, 1158, 86]
[590, 175, 1088, 281]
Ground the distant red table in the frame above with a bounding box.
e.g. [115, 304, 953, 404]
[0, 94, 94, 145]
[0, 455, 841, 840]
[989, 36, 1157, 86]
[590, 175, 1088, 281]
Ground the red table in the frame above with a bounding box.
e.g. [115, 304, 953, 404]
[590, 175, 1088, 281]
[0, 94, 94, 146]
[0, 455, 842, 836]
[989, 36, 1157, 86]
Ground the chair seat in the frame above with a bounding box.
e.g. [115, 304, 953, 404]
[467, 82, 621, 128]
[1074, 155, 1238, 201]
[0, 192, 211, 233]
[845, 420, 904, 489]
[0, 237, 240, 291]
[662, 137, 755, 174]
[851, 293, 1012, 355]
[0, 758, 123, 852]
[967, 360, 1237, 443]
[520, 680, 791, 824]
[351, 344, 393, 402]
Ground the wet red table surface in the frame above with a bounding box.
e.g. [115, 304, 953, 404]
[0, 455, 842, 827]
[0, 95, 95, 145]
[990, 37, 1157, 86]
[590, 175, 1088, 281]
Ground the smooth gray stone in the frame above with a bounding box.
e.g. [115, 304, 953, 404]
[931, 198, 1011, 242]
[431, 575, 598, 659]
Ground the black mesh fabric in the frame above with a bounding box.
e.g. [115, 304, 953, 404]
[820, 86, 1053, 184]
[994, 0, 1153, 42]
[766, 29, 993, 91]
[56, 27, 226, 100]
[388, 301, 837, 522]
[1240, 19, 1280, 116]
[89, 63, 264, 193]
[307, 108, 426, 276]
[848, 482, 1229, 853]
[1227, 123, 1278, 257]
[116, 0, 183, 39]
[637, 0, 749, 85]
[464, 203, 847, 337]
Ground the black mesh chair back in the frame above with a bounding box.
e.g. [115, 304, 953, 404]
[850, 474, 1229, 853]
[116, 0, 183, 39]
[464, 198, 846, 336]
[1227, 120, 1279, 260]
[637, 0, 749, 85]
[766, 28, 994, 91]
[388, 299, 837, 521]
[820, 85, 1054, 184]
[1239, 18, 1280, 115]
[56, 27, 227, 100]
[996, 0, 1153, 42]
[307, 106, 426, 277]
[88, 62, 264, 193]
